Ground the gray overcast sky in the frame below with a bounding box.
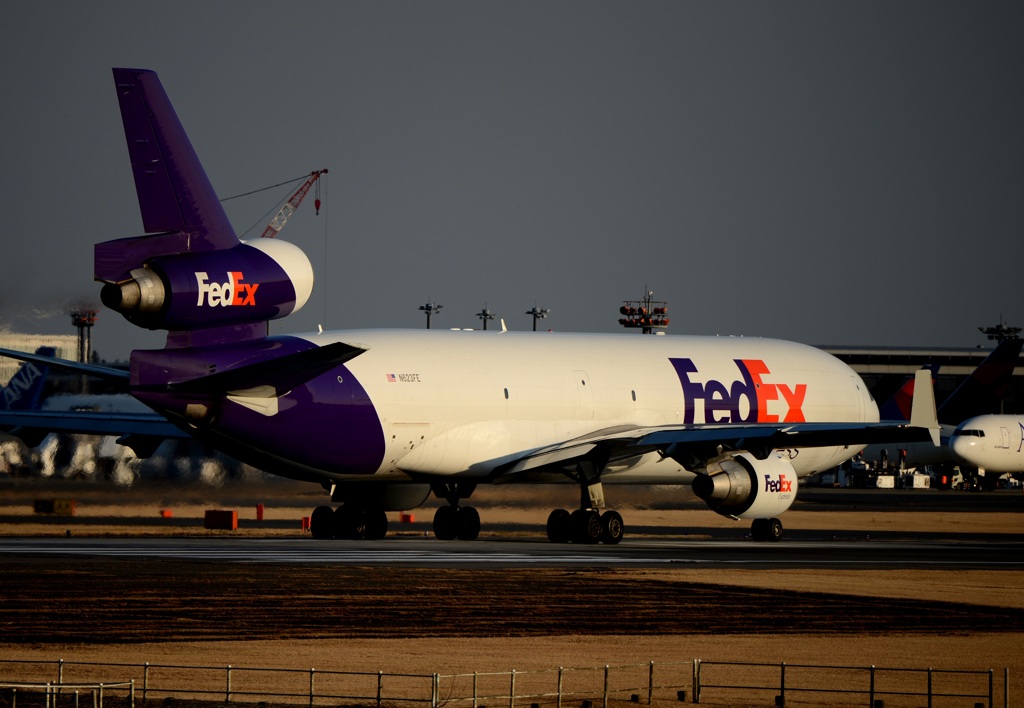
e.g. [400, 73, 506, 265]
[2, 2, 1022, 361]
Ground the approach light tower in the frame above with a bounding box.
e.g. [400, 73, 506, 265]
[70, 310, 97, 363]
[526, 306, 550, 331]
[419, 302, 443, 329]
[618, 290, 669, 335]
[476, 307, 496, 330]
[979, 321, 1021, 342]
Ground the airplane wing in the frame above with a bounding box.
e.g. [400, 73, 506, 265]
[0, 348, 186, 450]
[502, 369, 940, 478]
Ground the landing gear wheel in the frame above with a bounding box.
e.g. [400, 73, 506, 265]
[546, 508, 572, 543]
[751, 518, 767, 541]
[572, 509, 603, 544]
[600, 510, 624, 545]
[751, 518, 784, 542]
[334, 505, 361, 539]
[310, 505, 335, 539]
[365, 509, 389, 540]
[433, 505, 458, 540]
[456, 506, 481, 541]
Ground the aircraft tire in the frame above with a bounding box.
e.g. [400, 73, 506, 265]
[766, 518, 783, 542]
[456, 506, 481, 541]
[546, 508, 572, 543]
[600, 510, 624, 545]
[365, 509, 389, 540]
[572, 509, 603, 544]
[751, 518, 771, 542]
[310, 505, 335, 539]
[433, 505, 458, 540]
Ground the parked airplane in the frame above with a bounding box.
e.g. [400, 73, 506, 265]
[0, 68, 938, 542]
[866, 337, 1023, 477]
[949, 415, 1024, 473]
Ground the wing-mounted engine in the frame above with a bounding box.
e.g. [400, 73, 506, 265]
[98, 238, 313, 331]
[691, 451, 797, 520]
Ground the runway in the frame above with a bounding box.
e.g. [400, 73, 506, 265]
[3, 535, 1021, 569]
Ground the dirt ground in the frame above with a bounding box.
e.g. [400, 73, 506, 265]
[1, 481, 1022, 706]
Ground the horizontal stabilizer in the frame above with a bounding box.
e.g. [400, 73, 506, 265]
[0, 409, 186, 439]
[0, 348, 130, 383]
[168, 341, 365, 397]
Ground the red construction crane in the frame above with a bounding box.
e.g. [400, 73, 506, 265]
[261, 169, 328, 238]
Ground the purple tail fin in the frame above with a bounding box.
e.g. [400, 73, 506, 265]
[112, 68, 236, 248]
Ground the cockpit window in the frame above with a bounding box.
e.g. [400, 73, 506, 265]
[958, 429, 985, 437]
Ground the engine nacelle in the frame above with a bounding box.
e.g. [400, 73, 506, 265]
[691, 452, 798, 519]
[99, 239, 313, 331]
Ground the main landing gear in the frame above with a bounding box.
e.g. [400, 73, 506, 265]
[750, 517, 784, 542]
[545, 507, 623, 544]
[309, 504, 388, 540]
[545, 458, 624, 544]
[430, 482, 481, 541]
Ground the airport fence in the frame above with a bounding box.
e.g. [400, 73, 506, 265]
[0, 658, 1011, 707]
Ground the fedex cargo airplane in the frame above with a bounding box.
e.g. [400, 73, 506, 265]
[0, 69, 938, 543]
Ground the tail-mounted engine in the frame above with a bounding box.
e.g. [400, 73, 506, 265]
[691, 452, 798, 520]
[98, 238, 313, 331]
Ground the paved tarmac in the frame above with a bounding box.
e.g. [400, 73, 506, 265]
[2, 534, 1021, 570]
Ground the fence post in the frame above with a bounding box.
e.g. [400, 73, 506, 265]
[869, 665, 875, 706]
[59, 659, 65, 687]
[74, 691, 78, 708]
[927, 667, 932, 708]
[432, 673, 439, 708]
[225, 665, 232, 703]
[130, 679, 135, 708]
[377, 671, 383, 708]
[779, 663, 785, 707]
[474, 672, 479, 708]
[99, 683, 104, 708]
[693, 660, 700, 704]
[557, 667, 563, 708]
[603, 665, 609, 708]
[647, 662, 654, 705]
[510, 669, 516, 708]
[309, 668, 315, 708]
[143, 663, 149, 704]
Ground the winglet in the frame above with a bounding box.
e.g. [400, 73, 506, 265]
[909, 368, 941, 446]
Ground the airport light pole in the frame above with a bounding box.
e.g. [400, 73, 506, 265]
[419, 302, 443, 329]
[476, 307, 495, 330]
[526, 306, 550, 331]
[978, 321, 1021, 342]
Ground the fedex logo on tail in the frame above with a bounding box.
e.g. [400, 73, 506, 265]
[670, 358, 807, 424]
[195, 272, 259, 307]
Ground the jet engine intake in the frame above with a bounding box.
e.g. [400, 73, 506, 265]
[691, 452, 797, 519]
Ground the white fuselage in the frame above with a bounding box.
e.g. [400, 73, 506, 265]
[301, 329, 878, 482]
[949, 415, 1024, 473]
